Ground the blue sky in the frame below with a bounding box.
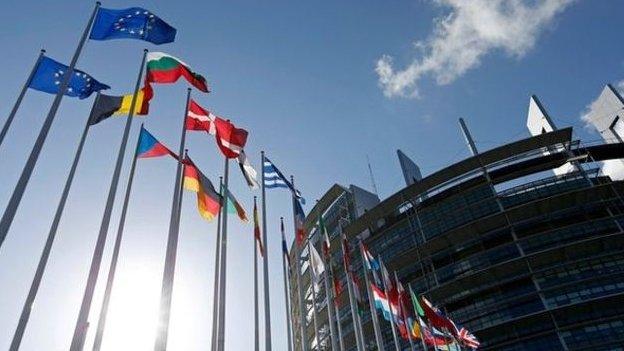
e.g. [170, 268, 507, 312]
[0, 0, 622, 350]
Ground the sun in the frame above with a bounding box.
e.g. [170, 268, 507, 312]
[96, 263, 161, 351]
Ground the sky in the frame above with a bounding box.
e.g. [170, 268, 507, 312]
[0, 0, 622, 350]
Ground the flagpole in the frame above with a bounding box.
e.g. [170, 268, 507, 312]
[253, 196, 260, 351]
[358, 242, 385, 351]
[0, 1, 101, 250]
[69, 47, 147, 351]
[339, 232, 364, 351]
[8, 92, 99, 351]
[354, 290, 366, 351]
[154, 88, 192, 351]
[395, 272, 416, 351]
[210, 177, 223, 351]
[321, 249, 339, 351]
[329, 261, 345, 351]
[280, 217, 294, 351]
[0, 49, 46, 148]
[408, 284, 429, 351]
[380, 259, 401, 351]
[259, 151, 273, 351]
[91, 122, 145, 351]
[216, 156, 230, 351]
[316, 205, 338, 351]
[306, 242, 321, 349]
[290, 176, 309, 351]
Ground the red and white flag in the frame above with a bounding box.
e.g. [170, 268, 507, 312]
[186, 99, 216, 134]
[214, 117, 248, 158]
[185, 99, 248, 158]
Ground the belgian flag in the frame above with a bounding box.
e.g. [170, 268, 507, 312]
[88, 85, 153, 125]
[183, 158, 222, 221]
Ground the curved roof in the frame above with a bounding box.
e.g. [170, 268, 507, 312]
[342, 128, 573, 239]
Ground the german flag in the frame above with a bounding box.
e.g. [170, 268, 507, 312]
[88, 86, 153, 125]
[183, 158, 222, 221]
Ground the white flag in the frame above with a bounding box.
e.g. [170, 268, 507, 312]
[237, 150, 259, 189]
[309, 244, 325, 283]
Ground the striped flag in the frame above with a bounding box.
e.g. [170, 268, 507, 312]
[319, 214, 331, 258]
[253, 198, 264, 256]
[294, 198, 306, 246]
[224, 187, 247, 222]
[183, 158, 222, 221]
[263, 156, 304, 203]
[280, 218, 290, 266]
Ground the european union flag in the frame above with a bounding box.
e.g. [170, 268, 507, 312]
[29, 57, 109, 99]
[89, 7, 176, 45]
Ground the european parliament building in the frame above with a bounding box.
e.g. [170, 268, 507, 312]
[288, 85, 624, 351]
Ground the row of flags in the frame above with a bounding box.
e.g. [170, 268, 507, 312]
[361, 244, 481, 350]
[0, 3, 309, 351]
[294, 202, 481, 351]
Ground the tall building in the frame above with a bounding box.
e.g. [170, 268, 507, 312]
[582, 84, 624, 180]
[289, 184, 380, 351]
[290, 124, 624, 350]
[397, 149, 423, 186]
[526, 95, 576, 176]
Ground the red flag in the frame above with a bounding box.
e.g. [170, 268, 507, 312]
[214, 117, 248, 158]
[186, 99, 216, 133]
[253, 198, 264, 256]
[184, 99, 248, 158]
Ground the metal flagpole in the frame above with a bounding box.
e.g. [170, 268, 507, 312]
[280, 218, 294, 351]
[306, 242, 321, 349]
[259, 151, 273, 351]
[216, 157, 230, 351]
[92, 123, 145, 351]
[330, 262, 345, 351]
[321, 250, 339, 351]
[153, 88, 192, 351]
[380, 258, 401, 351]
[395, 272, 416, 351]
[291, 176, 309, 351]
[358, 242, 384, 351]
[315, 203, 338, 351]
[339, 232, 364, 351]
[69, 48, 147, 351]
[409, 285, 429, 351]
[0, 1, 101, 250]
[210, 177, 223, 351]
[9, 93, 100, 351]
[354, 297, 366, 351]
[0, 49, 46, 148]
[254, 197, 260, 351]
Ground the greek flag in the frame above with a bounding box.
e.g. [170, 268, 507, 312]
[263, 156, 304, 202]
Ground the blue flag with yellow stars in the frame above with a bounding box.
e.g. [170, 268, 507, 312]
[89, 7, 176, 45]
[29, 56, 109, 99]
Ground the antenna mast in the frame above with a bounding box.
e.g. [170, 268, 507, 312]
[366, 155, 379, 196]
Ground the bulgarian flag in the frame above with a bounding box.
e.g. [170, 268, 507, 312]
[146, 52, 210, 92]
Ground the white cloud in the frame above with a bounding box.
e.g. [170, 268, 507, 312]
[376, 0, 574, 98]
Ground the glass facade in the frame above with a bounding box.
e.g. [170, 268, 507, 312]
[290, 133, 624, 351]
